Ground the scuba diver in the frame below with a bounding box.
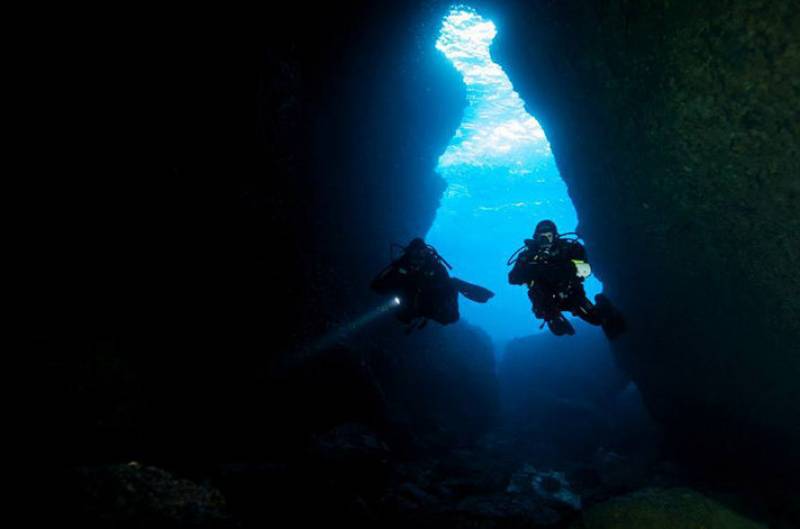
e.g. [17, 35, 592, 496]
[371, 238, 494, 332]
[508, 220, 625, 339]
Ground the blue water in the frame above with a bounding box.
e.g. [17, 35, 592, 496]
[427, 7, 602, 352]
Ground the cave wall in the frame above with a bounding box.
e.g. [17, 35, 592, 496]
[255, 1, 466, 341]
[489, 0, 800, 472]
[500, 329, 657, 465]
[252, 2, 500, 454]
[38, 0, 503, 462]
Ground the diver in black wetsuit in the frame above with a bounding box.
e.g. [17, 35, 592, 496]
[371, 238, 494, 332]
[508, 220, 625, 338]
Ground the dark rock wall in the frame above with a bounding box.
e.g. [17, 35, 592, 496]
[499, 329, 659, 466]
[254, 1, 466, 343]
[366, 320, 499, 446]
[490, 0, 800, 471]
[251, 2, 501, 454]
[38, 1, 500, 462]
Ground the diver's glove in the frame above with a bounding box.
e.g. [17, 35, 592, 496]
[571, 259, 592, 279]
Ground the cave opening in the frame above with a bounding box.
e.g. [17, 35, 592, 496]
[426, 6, 602, 353]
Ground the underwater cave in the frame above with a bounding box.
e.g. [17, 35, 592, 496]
[38, 1, 800, 527]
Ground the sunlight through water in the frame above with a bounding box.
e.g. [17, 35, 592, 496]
[427, 6, 602, 353]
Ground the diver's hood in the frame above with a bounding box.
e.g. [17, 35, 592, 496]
[534, 219, 558, 237]
[406, 238, 427, 251]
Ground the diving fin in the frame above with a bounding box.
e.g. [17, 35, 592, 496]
[452, 278, 495, 303]
[547, 313, 575, 336]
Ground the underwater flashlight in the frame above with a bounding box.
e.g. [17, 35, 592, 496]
[294, 296, 405, 359]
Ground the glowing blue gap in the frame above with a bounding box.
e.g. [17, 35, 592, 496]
[427, 6, 602, 351]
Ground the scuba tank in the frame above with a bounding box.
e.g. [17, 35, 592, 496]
[390, 241, 453, 270]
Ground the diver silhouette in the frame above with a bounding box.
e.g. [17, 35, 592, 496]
[508, 220, 625, 338]
[371, 238, 494, 333]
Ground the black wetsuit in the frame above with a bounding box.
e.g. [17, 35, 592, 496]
[371, 252, 459, 325]
[508, 238, 603, 329]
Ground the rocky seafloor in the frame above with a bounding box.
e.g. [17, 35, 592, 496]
[60, 421, 796, 528]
